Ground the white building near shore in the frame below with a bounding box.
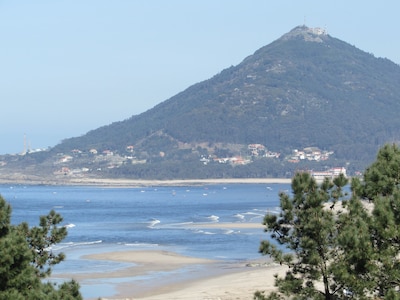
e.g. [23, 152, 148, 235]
[311, 167, 347, 182]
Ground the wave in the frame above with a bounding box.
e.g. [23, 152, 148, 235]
[147, 219, 161, 228]
[67, 240, 102, 246]
[234, 213, 245, 220]
[194, 229, 216, 235]
[64, 223, 76, 228]
[51, 240, 103, 251]
[206, 215, 219, 222]
[200, 230, 216, 235]
[195, 228, 240, 235]
[241, 211, 265, 222]
[254, 207, 281, 215]
[167, 221, 194, 227]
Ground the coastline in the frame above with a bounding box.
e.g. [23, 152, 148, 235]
[70, 177, 292, 187]
[55, 249, 285, 300]
[132, 262, 286, 300]
[0, 175, 291, 187]
[3, 178, 288, 299]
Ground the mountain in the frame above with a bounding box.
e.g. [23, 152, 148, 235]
[3, 26, 400, 180]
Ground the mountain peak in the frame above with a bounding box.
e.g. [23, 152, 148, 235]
[41, 25, 400, 180]
[281, 25, 328, 43]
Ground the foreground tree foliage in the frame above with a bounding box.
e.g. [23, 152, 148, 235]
[0, 196, 82, 299]
[256, 144, 400, 300]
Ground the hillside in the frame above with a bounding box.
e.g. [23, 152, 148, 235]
[2, 26, 400, 180]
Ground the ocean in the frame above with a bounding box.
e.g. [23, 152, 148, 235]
[0, 183, 289, 299]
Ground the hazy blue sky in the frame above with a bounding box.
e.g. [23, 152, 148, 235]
[1, 1, 399, 154]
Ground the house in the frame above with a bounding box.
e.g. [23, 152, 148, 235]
[248, 144, 266, 156]
[311, 167, 347, 182]
[102, 150, 114, 156]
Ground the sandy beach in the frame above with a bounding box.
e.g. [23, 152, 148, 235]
[67, 177, 291, 187]
[0, 174, 291, 187]
[53, 222, 285, 300]
[129, 260, 286, 300]
[74, 249, 285, 300]
[1, 178, 289, 299]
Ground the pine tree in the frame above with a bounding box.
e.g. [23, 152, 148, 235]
[256, 144, 400, 299]
[333, 192, 376, 297]
[357, 144, 400, 297]
[257, 172, 350, 299]
[0, 195, 82, 299]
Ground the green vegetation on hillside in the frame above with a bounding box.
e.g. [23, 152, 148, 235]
[53, 26, 400, 166]
[2, 25, 400, 180]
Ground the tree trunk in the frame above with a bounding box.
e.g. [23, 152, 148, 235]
[324, 275, 331, 300]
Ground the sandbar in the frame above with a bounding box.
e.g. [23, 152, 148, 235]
[67, 177, 291, 187]
[0, 174, 291, 187]
[55, 250, 215, 281]
[131, 263, 286, 300]
[54, 249, 285, 300]
[190, 222, 264, 229]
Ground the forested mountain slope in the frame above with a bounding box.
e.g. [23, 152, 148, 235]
[53, 26, 400, 163]
[4, 26, 400, 180]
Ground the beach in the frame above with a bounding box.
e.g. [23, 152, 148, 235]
[67, 178, 291, 187]
[1, 180, 289, 299]
[111, 252, 284, 300]
[0, 174, 291, 187]
[54, 222, 286, 300]
[78, 249, 285, 300]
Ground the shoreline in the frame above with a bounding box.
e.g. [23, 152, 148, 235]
[54, 249, 284, 300]
[4, 178, 288, 298]
[132, 262, 286, 300]
[0, 176, 291, 187]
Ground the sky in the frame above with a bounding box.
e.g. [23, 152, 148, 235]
[1, 1, 399, 154]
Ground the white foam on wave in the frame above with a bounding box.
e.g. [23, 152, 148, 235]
[206, 215, 219, 222]
[74, 240, 102, 246]
[168, 221, 194, 227]
[147, 219, 161, 228]
[242, 211, 265, 222]
[202, 231, 216, 235]
[195, 229, 216, 235]
[64, 223, 76, 228]
[234, 213, 245, 220]
[51, 240, 103, 251]
[256, 207, 281, 215]
[222, 229, 244, 235]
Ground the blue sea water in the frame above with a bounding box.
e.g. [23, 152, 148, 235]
[0, 183, 289, 299]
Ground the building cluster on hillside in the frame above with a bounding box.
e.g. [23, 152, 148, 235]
[200, 155, 252, 166]
[53, 147, 136, 176]
[51, 143, 337, 176]
[287, 147, 333, 163]
[247, 144, 281, 158]
[199, 144, 281, 166]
